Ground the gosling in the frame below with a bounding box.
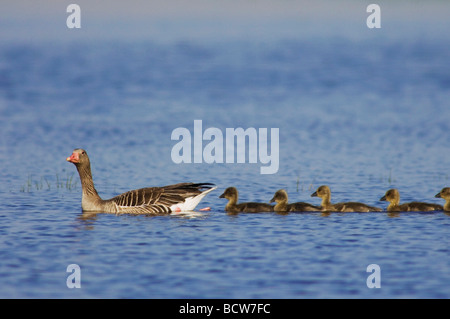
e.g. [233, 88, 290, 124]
[219, 187, 274, 213]
[270, 189, 321, 212]
[311, 185, 382, 212]
[380, 188, 443, 212]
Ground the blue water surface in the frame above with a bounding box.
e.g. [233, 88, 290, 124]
[0, 2, 449, 299]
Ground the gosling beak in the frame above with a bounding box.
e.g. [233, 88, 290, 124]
[380, 195, 387, 201]
[435, 192, 442, 198]
[311, 191, 318, 197]
[219, 193, 225, 198]
[269, 197, 275, 204]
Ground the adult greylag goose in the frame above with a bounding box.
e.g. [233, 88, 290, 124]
[270, 189, 321, 212]
[380, 188, 443, 212]
[67, 148, 216, 214]
[219, 187, 274, 213]
[435, 187, 450, 211]
[311, 185, 382, 212]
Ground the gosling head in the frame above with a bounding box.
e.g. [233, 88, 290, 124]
[219, 187, 238, 200]
[311, 185, 331, 199]
[270, 189, 288, 203]
[435, 187, 450, 199]
[380, 188, 400, 204]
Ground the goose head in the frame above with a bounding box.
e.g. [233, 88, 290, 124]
[66, 148, 89, 166]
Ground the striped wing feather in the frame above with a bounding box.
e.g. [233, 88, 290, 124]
[109, 183, 214, 214]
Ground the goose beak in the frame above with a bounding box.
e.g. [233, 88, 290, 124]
[311, 191, 318, 197]
[219, 193, 225, 198]
[380, 195, 387, 201]
[435, 193, 442, 198]
[269, 197, 275, 203]
[66, 152, 79, 163]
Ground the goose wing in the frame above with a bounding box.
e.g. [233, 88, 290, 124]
[110, 183, 215, 214]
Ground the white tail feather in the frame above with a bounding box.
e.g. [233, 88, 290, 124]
[170, 186, 217, 212]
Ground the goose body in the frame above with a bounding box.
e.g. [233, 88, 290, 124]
[435, 187, 450, 211]
[219, 187, 274, 213]
[311, 185, 382, 212]
[67, 149, 216, 214]
[380, 189, 443, 212]
[270, 189, 321, 212]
